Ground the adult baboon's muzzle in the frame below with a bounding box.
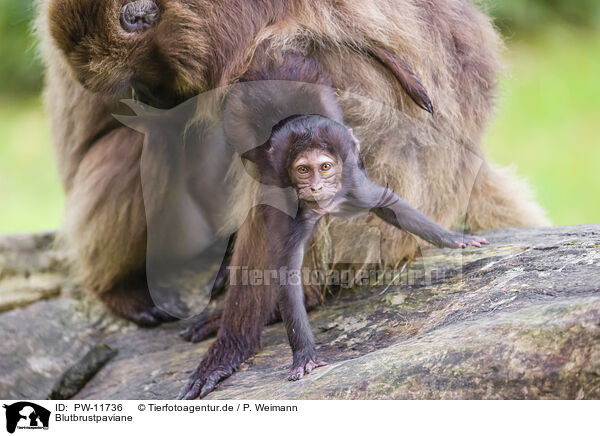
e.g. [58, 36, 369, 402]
[120, 0, 160, 33]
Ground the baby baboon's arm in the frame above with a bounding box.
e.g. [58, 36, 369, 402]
[364, 184, 486, 249]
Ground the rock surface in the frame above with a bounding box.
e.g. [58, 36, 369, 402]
[0, 225, 598, 400]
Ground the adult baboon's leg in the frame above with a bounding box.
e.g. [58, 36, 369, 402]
[62, 127, 181, 325]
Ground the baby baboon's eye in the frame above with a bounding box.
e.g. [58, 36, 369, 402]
[321, 163, 332, 171]
[297, 166, 309, 174]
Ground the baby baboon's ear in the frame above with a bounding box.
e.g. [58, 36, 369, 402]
[241, 146, 263, 164]
[369, 45, 434, 114]
[241, 142, 272, 165]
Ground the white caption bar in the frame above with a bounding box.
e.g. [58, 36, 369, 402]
[0, 400, 596, 436]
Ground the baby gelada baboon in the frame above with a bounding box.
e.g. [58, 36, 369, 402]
[180, 52, 485, 398]
[255, 113, 486, 382]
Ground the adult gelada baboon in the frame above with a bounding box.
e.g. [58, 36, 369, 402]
[39, 0, 547, 342]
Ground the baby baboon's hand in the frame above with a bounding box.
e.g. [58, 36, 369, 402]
[441, 233, 488, 249]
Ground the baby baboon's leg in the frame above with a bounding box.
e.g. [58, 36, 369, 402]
[180, 283, 323, 343]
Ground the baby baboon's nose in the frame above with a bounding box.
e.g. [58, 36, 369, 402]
[121, 0, 160, 33]
[311, 186, 323, 193]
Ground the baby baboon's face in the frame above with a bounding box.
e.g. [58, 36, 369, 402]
[290, 149, 342, 208]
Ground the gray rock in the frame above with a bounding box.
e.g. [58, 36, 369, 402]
[48, 344, 118, 400]
[0, 298, 117, 398]
[0, 233, 70, 312]
[0, 225, 598, 399]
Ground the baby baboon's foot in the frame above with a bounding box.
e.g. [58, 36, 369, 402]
[288, 359, 328, 381]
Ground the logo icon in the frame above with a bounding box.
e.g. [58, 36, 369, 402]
[2, 402, 50, 434]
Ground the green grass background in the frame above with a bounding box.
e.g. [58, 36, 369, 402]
[0, 1, 599, 234]
[0, 97, 64, 233]
[485, 28, 600, 226]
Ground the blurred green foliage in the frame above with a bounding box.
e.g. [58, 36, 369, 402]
[0, 0, 43, 96]
[0, 0, 599, 233]
[482, 0, 600, 34]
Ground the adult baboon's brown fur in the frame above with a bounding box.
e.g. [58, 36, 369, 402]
[38, 0, 549, 326]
